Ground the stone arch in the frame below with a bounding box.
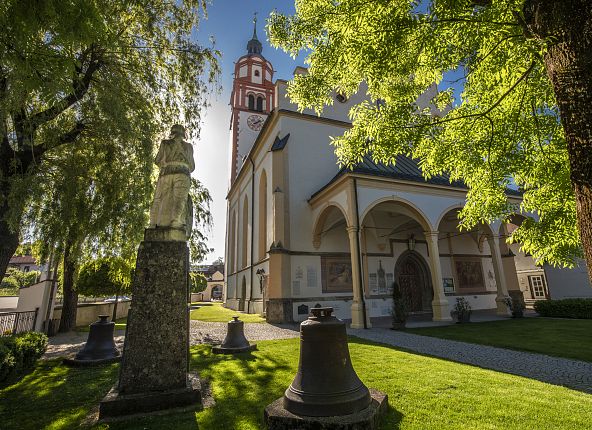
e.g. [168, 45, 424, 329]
[435, 203, 465, 230]
[394, 250, 434, 313]
[312, 202, 350, 249]
[360, 196, 433, 232]
[258, 170, 268, 261]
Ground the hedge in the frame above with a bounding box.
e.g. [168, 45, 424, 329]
[534, 298, 592, 319]
[0, 332, 48, 383]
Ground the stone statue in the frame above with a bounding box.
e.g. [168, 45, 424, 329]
[149, 124, 195, 240]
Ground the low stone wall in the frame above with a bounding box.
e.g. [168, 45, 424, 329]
[0, 296, 19, 311]
[53, 300, 131, 327]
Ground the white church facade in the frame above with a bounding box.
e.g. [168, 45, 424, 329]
[223, 26, 591, 326]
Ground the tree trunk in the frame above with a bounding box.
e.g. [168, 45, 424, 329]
[0, 220, 19, 281]
[112, 292, 119, 322]
[525, 0, 592, 282]
[59, 241, 78, 332]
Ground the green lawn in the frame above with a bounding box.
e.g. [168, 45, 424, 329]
[75, 318, 127, 333]
[190, 302, 266, 323]
[1, 338, 591, 429]
[407, 318, 592, 362]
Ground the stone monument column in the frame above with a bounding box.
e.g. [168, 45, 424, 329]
[99, 125, 201, 419]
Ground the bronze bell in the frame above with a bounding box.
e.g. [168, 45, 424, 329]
[283, 307, 371, 417]
[75, 315, 120, 361]
[212, 316, 257, 354]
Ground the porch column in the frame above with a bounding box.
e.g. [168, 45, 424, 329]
[487, 235, 511, 316]
[347, 226, 371, 329]
[424, 231, 452, 321]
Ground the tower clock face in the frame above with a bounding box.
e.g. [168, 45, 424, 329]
[247, 114, 264, 131]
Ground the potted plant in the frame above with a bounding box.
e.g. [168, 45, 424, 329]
[391, 282, 409, 330]
[451, 297, 472, 323]
[505, 293, 526, 318]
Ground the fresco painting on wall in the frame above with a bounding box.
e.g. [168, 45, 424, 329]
[454, 258, 485, 290]
[321, 256, 353, 293]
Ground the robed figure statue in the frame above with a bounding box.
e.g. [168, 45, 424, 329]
[149, 124, 194, 240]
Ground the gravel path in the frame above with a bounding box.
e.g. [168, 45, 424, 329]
[189, 320, 299, 345]
[43, 321, 299, 360]
[348, 327, 592, 394]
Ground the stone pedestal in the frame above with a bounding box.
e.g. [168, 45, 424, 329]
[99, 230, 201, 419]
[264, 389, 388, 430]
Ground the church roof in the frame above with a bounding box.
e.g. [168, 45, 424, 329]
[311, 154, 522, 200]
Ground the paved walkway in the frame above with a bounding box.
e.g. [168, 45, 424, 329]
[348, 327, 592, 394]
[43, 320, 299, 360]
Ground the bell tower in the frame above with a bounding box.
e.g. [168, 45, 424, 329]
[229, 15, 275, 183]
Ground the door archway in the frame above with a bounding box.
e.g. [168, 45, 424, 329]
[394, 251, 433, 313]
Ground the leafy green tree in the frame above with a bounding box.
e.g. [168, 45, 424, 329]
[0, 0, 220, 279]
[190, 272, 208, 294]
[0, 268, 40, 296]
[268, 1, 592, 280]
[77, 257, 132, 322]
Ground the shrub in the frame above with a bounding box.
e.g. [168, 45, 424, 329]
[534, 299, 592, 319]
[0, 332, 48, 383]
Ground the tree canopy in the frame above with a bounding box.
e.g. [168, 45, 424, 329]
[268, 0, 592, 277]
[0, 0, 220, 278]
[76, 256, 132, 298]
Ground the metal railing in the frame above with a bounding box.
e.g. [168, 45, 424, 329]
[0, 309, 39, 336]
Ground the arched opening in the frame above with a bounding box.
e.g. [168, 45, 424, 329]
[360, 199, 432, 306]
[256, 96, 263, 112]
[211, 285, 223, 300]
[229, 210, 236, 273]
[254, 70, 260, 77]
[437, 207, 495, 296]
[394, 251, 433, 313]
[248, 94, 255, 110]
[258, 170, 268, 261]
[241, 196, 249, 268]
[239, 277, 246, 311]
[312, 203, 350, 249]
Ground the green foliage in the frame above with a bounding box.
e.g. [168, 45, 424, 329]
[0, 332, 48, 383]
[190, 272, 208, 294]
[76, 257, 132, 298]
[0, 0, 220, 277]
[189, 177, 214, 263]
[268, 0, 580, 267]
[0, 268, 40, 295]
[391, 282, 409, 327]
[534, 298, 592, 319]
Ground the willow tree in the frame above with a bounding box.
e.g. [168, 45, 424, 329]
[0, 0, 219, 279]
[269, 0, 592, 279]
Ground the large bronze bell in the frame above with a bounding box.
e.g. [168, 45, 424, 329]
[212, 316, 257, 354]
[74, 315, 120, 362]
[283, 307, 371, 417]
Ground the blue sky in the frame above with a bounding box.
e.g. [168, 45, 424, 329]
[192, 1, 306, 263]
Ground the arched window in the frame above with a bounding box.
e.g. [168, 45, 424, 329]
[254, 70, 260, 77]
[229, 210, 236, 272]
[256, 96, 263, 112]
[248, 94, 255, 110]
[258, 170, 268, 261]
[241, 196, 249, 268]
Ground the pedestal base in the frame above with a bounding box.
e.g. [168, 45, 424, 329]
[63, 355, 120, 367]
[264, 388, 387, 430]
[99, 373, 202, 420]
[212, 343, 257, 354]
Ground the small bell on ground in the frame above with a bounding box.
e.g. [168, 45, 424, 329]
[64, 315, 120, 366]
[264, 307, 388, 429]
[212, 316, 257, 354]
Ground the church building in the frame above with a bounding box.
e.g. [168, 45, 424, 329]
[223, 23, 591, 326]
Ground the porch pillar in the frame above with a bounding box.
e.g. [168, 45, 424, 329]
[347, 226, 371, 329]
[424, 231, 452, 321]
[487, 235, 511, 316]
